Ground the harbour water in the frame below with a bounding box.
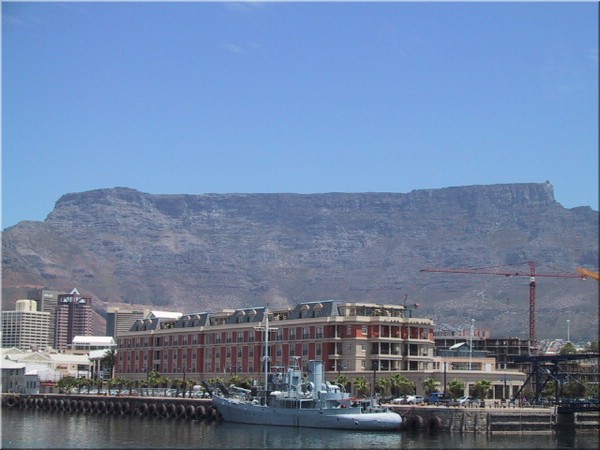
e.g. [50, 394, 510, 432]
[2, 408, 598, 449]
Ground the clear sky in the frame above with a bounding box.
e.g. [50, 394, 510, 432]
[2, 1, 598, 230]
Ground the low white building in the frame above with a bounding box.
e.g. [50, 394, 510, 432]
[1, 347, 91, 380]
[70, 335, 116, 353]
[1, 358, 39, 394]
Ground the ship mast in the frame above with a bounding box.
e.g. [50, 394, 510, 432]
[264, 306, 269, 396]
[255, 305, 277, 404]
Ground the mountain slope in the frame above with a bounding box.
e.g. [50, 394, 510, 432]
[2, 182, 598, 340]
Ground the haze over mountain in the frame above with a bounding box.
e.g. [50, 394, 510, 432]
[2, 182, 598, 341]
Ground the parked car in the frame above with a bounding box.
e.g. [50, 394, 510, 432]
[458, 396, 480, 406]
[391, 395, 408, 404]
[406, 395, 424, 404]
[424, 392, 449, 405]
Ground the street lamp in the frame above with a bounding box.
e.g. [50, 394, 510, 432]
[469, 319, 475, 370]
[443, 360, 447, 395]
[372, 360, 378, 396]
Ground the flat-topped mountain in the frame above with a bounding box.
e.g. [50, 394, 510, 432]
[2, 182, 598, 340]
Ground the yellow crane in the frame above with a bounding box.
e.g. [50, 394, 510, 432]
[577, 267, 600, 280]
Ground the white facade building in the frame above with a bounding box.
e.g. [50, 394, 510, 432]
[1, 300, 50, 350]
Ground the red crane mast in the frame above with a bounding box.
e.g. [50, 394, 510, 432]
[420, 261, 585, 345]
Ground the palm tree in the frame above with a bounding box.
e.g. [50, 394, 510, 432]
[473, 379, 492, 402]
[126, 379, 135, 395]
[336, 374, 349, 392]
[105, 378, 115, 395]
[423, 377, 439, 395]
[114, 376, 127, 394]
[139, 379, 148, 395]
[100, 348, 117, 379]
[389, 374, 415, 397]
[75, 377, 86, 394]
[447, 379, 465, 399]
[376, 376, 390, 397]
[353, 377, 369, 397]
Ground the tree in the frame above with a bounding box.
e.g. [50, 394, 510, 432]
[447, 379, 465, 399]
[113, 376, 127, 394]
[100, 348, 117, 379]
[559, 342, 577, 355]
[336, 374, 349, 392]
[389, 374, 415, 397]
[353, 377, 369, 397]
[473, 379, 492, 400]
[57, 376, 77, 394]
[423, 377, 439, 395]
[105, 378, 114, 394]
[561, 381, 587, 399]
[75, 377, 87, 394]
[376, 377, 390, 396]
[585, 341, 599, 353]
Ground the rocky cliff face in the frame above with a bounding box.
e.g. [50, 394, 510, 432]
[2, 182, 598, 340]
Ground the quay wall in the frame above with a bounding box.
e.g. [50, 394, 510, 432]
[3, 394, 598, 434]
[1, 393, 221, 422]
[388, 404, 599, 434]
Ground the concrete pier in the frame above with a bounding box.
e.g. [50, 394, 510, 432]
[389, 404, 599, 434]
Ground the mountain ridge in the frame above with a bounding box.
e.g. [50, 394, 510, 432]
[2, 182, 598, 341]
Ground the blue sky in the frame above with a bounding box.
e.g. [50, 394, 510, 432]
[2, 1, 598, 229]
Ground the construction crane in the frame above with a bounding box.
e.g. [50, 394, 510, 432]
[577, 267, 600, 281]
[420, 261, 586, 346]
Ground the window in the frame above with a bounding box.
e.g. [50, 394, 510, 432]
[289, 328, 296, 340]
[361, 326, 368, 335]
[303, 327, 309, 339]
[316, 327, 323, 339]
[303, 344, 308, 356]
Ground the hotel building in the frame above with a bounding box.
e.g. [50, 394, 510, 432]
[116, 301, 435, 382]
